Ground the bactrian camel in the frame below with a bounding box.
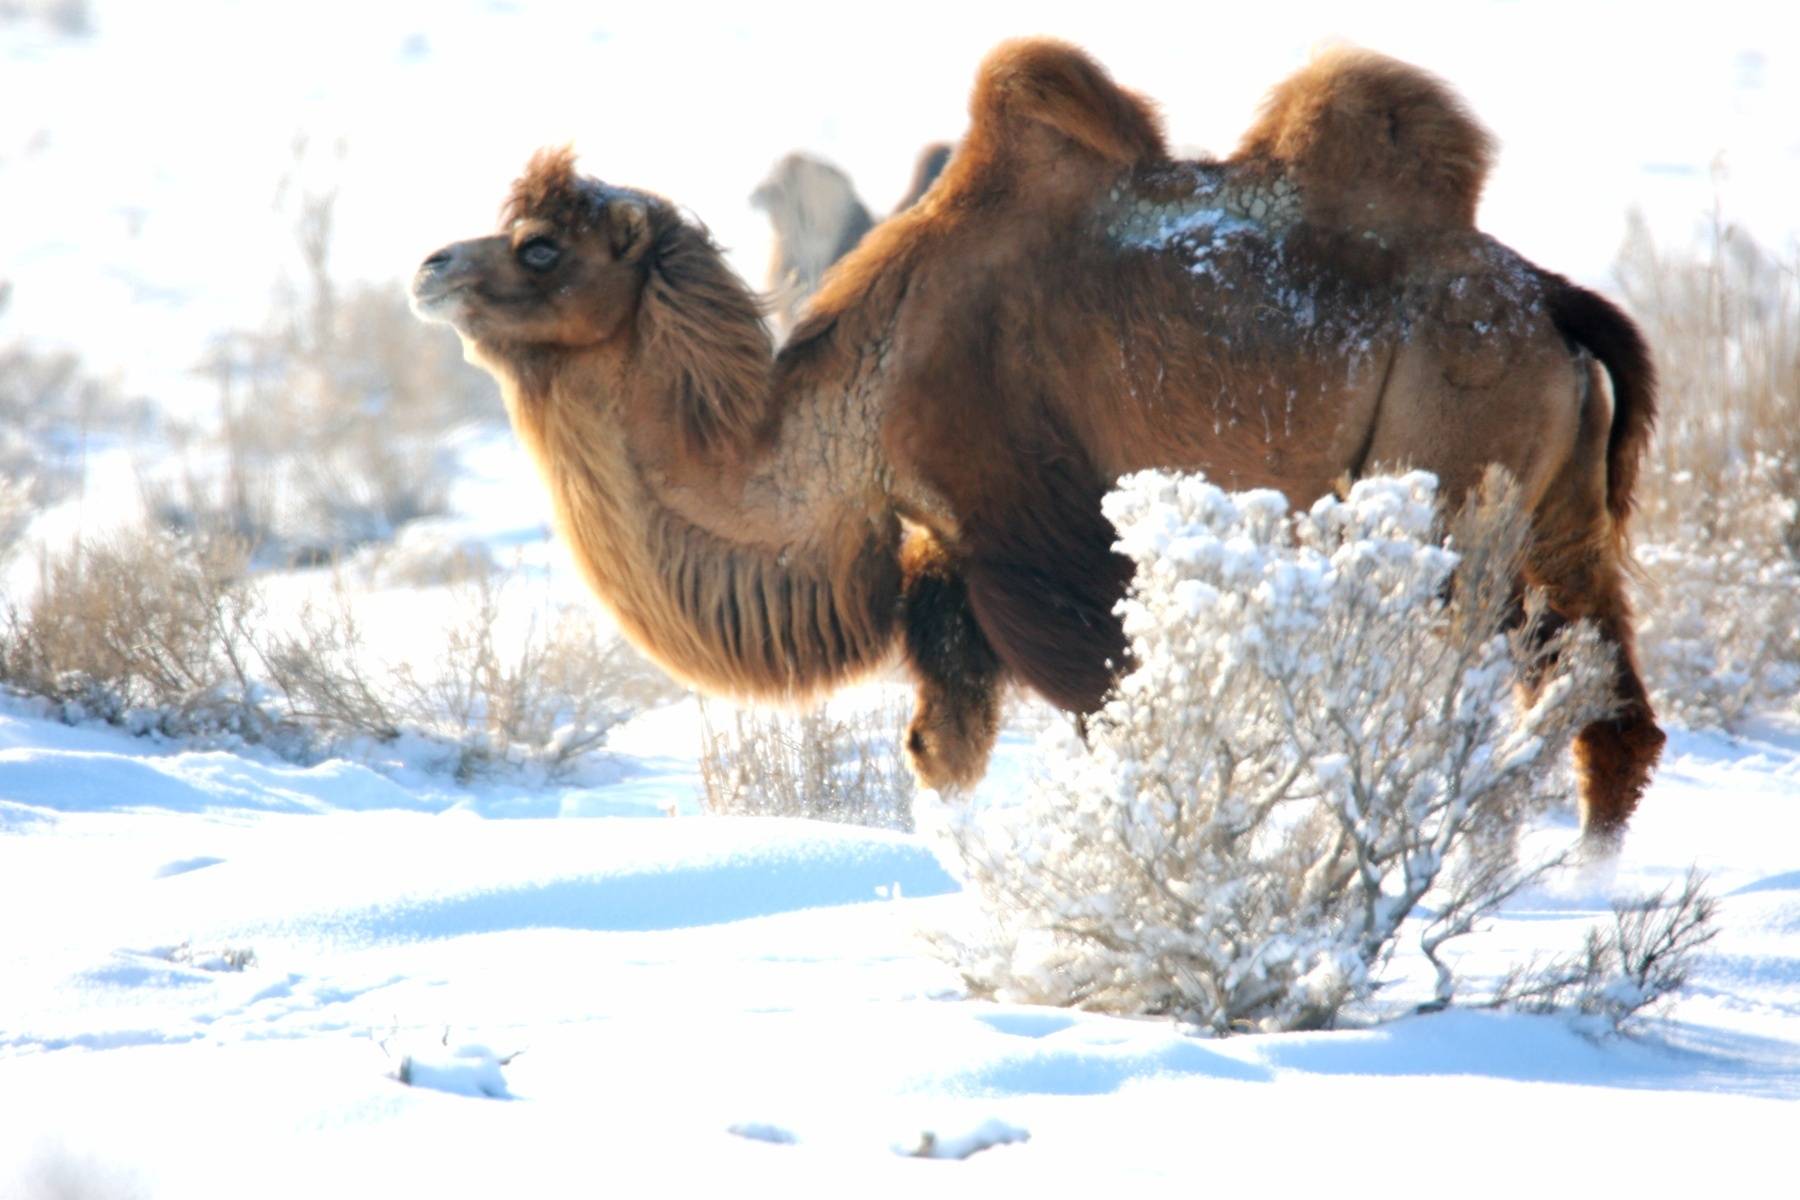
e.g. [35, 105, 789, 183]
[411, 39, 1662, 843]
[751, 142, 954, 337]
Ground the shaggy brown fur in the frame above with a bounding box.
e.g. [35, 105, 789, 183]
[959, 36, 1165, 170]
[414, 39, 1663, 838]
[1237, 46, 1495, 228]
[415, 148, 896, 702]
[899, 526, 1004, 789]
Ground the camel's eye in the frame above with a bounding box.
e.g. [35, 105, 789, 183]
[517, 237, 561, 272]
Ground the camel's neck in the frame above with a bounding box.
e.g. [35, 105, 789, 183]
[501, 357, 901, 702]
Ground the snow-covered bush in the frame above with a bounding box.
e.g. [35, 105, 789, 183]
[699, 695, 917, 830]
[936, 469, 1615, 1033]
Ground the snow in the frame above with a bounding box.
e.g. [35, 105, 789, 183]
[3, 683, 1800, 1194]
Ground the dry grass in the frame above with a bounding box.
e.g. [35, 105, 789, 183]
[697, 693, 918, 830]
[264, 569, 679, 780]
[1619, 209, 1800, 523]
[0, 295, 155, 554]
[0, 522, 677, 779]
[0, 527, 283, 740]
[151, 154, 498, 559]
[1617, 213, 1800, 725]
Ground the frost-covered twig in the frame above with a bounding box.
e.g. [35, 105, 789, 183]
[1488, 868, 1718, 1035]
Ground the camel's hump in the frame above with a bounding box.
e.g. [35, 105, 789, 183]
[1237, 47, 1495, 228]
[965, 37, 1167, 167]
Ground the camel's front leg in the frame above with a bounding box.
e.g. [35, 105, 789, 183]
[899, 531, 1005, 793]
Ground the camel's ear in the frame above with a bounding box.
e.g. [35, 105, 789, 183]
[605, 197, 653, 262]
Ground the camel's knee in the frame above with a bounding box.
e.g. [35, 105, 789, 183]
[1522, 540, 1663, 846]
[1574, 705, 1665, 848]
[905, 676, 1003, 793]
[1569, 600, 1663, 845]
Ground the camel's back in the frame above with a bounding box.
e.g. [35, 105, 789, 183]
[1027, 159, 1398, 501]
[1358, 231, 1587, 509]
[1038, 159, 1583, 509]
[824, 38, 1587, 526]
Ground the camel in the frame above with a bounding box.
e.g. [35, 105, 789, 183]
[894, 141, 955, 210]
[750, 153, 874, 337]
[410, 39, 1662, 844]
[751, 142, 954, 336]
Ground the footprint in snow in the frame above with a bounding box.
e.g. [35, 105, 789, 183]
[898, 1118, 1030, 1159]
[153, 855, 225, 878]
[387, 1040, 517, 1099]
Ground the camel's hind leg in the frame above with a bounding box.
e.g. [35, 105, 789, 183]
[1522, 532, 1665, 848]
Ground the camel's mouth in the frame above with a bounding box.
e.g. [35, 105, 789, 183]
[410, 241, 488, 328]
[409, 283, 451, 319]
[409, 269, 470, 327]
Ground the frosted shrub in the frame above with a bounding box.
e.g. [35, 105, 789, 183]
[938, 469, 1614, 1033]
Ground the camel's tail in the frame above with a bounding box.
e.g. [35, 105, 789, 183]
[1542, 275, 1658, 526]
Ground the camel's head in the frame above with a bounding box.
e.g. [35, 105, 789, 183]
[415, 146, 774, 455]
[411, 147, 664, 357]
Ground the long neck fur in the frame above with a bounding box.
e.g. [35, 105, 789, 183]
[496, 221, 901, 702]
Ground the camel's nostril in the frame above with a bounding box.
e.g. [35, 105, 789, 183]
[421, 248, 454, 273]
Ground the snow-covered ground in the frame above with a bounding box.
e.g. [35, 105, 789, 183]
[6, 3, 1800, 1195]
[3, 697, 1799, 1196]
